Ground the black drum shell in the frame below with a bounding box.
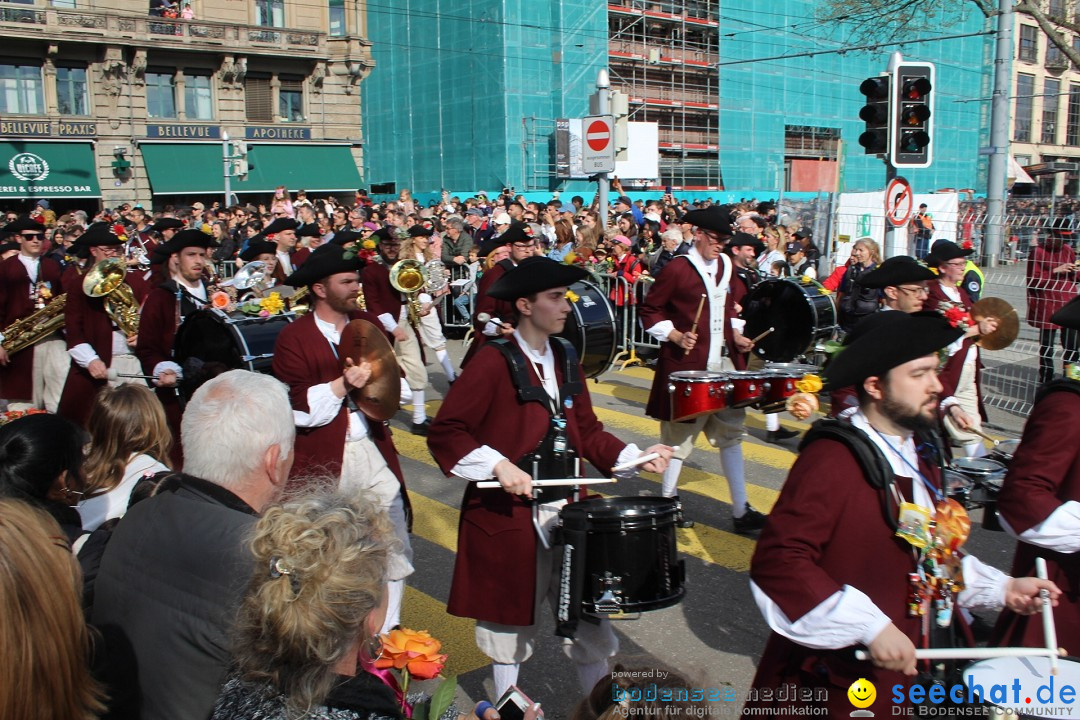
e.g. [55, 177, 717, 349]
[743, 278, 837, 362]
[557, 280, 617, 379]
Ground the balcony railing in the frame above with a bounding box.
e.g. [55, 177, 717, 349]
[0, 2, 325, 53]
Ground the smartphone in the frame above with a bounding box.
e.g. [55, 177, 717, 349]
[495, 686, 534, 720]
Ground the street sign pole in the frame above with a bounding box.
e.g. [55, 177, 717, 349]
[222, 131, 233, 209]
[594, 70, 611, 229]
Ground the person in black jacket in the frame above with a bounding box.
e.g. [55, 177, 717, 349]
[838, 238, 882, 333]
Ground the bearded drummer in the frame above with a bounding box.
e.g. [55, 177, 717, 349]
[427, 256, 671, 703]
[994, 295, 1080, 654]
[638, 205, 762, 532]
[136, 228, 218, 467]
[271, 243, 412, 634]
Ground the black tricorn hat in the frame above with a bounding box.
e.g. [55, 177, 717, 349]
[487, 256, 587, 301]
[858, 256, 936, 289]
[823, 311, 963, 391]
[239, 240, 277, 262]
[263, 217, 301, 236]
[328, 229, 363, 246]
[2, 216, 45, 234]
[156, 228, 217, 256]
[927, 240, 973, 266]
[79, 222, 125, 247]
[497, 221, 534, 248]
[296, 223, 322, 238]
[408, 224, 434, 237]
[727, 232, 764, 254]
[680, 205, 733, 236]
[150, 217, 184, 233]
[283, 243, 364, 287]
[1050, 295, 1080, 330]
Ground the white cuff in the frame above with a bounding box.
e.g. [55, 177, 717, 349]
[152, 361, 183, 379]
[0, 331, 4, 344]
[378, 312, 398, 333]
[939, 396, 960, 412]
[958, 555, 1011, 611]
[751, 581, 892, 650]
[293, 382, 344, 428]
[731, 318, 746, 333]
[611, 443, 642, 481]
[646, 319, 676, 344]
[450, 445, 508, 481]
[419, 292, 433, 304]
[69, 343, 100, 369]
[483, 318, 503, 337]
[1013, 500, 1080, 553]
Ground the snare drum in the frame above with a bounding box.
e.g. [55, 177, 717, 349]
[557, 497, 685, 616]
[758, 362, 818, 413]
[724, 370, 766, 408]
[989, 439, 1022, 466]
[942, 468, 974, 509]
[964, 656, 1080, 718]
[952, 457, 1008, 492]
[668, 371, 729, 422]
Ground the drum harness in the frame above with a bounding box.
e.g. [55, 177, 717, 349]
[800, 419, 976, 694]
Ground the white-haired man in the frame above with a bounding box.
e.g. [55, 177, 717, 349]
[91, 370, 296, 720]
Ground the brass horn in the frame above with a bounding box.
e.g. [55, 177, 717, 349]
[389, 258, 429, 327]
[83, 257, 140, 337]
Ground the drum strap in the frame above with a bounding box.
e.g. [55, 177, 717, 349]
[489, 337, 583, 409]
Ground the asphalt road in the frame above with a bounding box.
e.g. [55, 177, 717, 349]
[390, 342, 1024, 719]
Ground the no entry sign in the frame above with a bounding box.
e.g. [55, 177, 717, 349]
[582, 115, 615, 173]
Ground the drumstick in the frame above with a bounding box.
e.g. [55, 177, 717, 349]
[683, 294, 707, 358]
[967, 425, 1001, 447]
[1036, 557, 1059, 675]
[750, 327, 775, 345]
[475, 479, 617, 490]
[611, 446, 681, 473]
[476, 312, 512, 330]
[855, 647, 1065, 662]
[107, 369, 157, 381]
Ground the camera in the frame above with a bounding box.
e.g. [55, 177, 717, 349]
[495, 686, 534, 720]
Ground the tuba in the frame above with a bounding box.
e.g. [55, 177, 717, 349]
[0, 293, 67, 356]
[424, 259, 450, 294]
[389, 258, 429, 327]
[83, 257, 140, 336]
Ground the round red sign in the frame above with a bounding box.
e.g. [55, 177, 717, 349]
[586, 120, 611, 152]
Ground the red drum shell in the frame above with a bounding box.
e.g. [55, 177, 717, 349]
[725, 370, 766, 408]
[757, 363, 818, 412]
[668, 371, 729, 422]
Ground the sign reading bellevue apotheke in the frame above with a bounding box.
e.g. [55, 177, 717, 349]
[246, 126, 310, 140]
[145, 124, 221, 139]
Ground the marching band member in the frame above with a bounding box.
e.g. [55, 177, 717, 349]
[361, 227, 430, 434]
[638, 205, 762, 532]
[57, 224, 150, 427]
[136, 228, 218, 467]
[0, 217, 68, 411]
[147, 217, 183, 256]
[237, 239, 279, 292]
[994, 295, 1080, 653]
[747, 311, 1059, 716]
[271, 243, 412, 634]
[401, 224, 457, 384]
[264, 217, 302, 284]
[427, 256, 671, 701]
[924, 240, 999, 458]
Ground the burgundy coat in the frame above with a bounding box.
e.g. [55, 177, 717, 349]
[427, 339, 626, 626]
[57, 270, 149, 427]
[0, 255, 63, 401]
[925, 280, 986, 420]
[637, 255, 737, 420]
[747, 438, 944, 716]
[270, 311, 405, 493]
[994, 385, 1080, 652]
[360, 260, 404, 327]
[461, 260, 514, 367]
[1026, 243, 1077, 330]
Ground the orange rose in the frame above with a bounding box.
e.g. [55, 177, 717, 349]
[211, 291, 231, 310]
[375, 627, 447, 680]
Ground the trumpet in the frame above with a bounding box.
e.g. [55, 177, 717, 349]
[83, 257, 140, 336]
[0, 293, 66, 355]
[389, 258, 428, 327]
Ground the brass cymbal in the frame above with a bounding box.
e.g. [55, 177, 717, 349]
[339, 319, 401, 421]
[970, 296, 1019, 351]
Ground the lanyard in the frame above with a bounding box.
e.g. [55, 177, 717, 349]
[871, 427, 943, 503]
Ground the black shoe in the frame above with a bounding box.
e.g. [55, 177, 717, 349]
[410, 419, 431, 436]
[766, 427, 800, 444]
[732, 505, 767, 534]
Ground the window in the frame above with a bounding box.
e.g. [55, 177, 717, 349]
[0, 62, 43, 114]
[184, 72, 213, 120]
[254, 0, 282, 26]
[1019, 25, 1038, 62]
[328, 0, 344, 36]
[1016, 73, 1035, 142]
[1074, 36, 1080, 69]
[56, 65, 88, 115]
[1047, 37, 1066, 66]
[1049, 0, 1066, 21]
[279, 75, 303, 122]
[1043, 78, 1061, 144]
[146, 70, 176, 118]
[245, 74, 272, 122]
[1067, 83, 1080, 145]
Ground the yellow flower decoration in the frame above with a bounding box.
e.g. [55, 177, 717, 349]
[362, 239, 377, 250]
[565, 289, 580, 303]
[563, 251, 578, 265]
[794, 373, 823, 393]
[818, 287, 832, 295]
[260, 292, 285, 315]
[200, 223, 214, 235]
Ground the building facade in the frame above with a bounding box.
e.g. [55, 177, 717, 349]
[1009, 4, 1080, 196]
[0, 0, 374, 212]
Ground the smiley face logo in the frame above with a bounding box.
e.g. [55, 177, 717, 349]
[847, 678, 876, 709]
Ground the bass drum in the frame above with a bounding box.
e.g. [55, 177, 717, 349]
[174, 309, 295, 396]
[743, 278, 837, 362]
[557, 280, 617, 379]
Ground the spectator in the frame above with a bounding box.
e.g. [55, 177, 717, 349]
[78, 384, 172, 533]
[441, 215, 473, 269]
[1026, 222, 1079, 384]
[548, 219, 575, 262]
[836, 238, 881, 333]
[91, 370, 296, 720]
[649, 228, 684, 276]
[0, 498, 106, 720]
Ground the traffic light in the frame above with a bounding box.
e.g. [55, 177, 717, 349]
[891, 62, 934, 168]
[611, 90, 630, 161]
[858, 75, 891, 156]
[229, 139, 249, 178]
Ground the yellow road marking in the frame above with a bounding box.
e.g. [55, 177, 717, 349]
[401, 586, 488, 676]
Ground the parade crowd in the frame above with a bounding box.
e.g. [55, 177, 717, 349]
[0, 183, 1078, 720]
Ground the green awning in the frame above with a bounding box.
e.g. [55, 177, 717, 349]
[0, 141, 100, 199]
[141, 142, 362, 195]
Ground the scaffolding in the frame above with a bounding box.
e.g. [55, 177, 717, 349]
[607, 0, 721, 189]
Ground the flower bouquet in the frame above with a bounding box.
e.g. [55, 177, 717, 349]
[373, 627, 456, 720]
[0, 408, 47, 427]
[238, 291, 285, 318]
